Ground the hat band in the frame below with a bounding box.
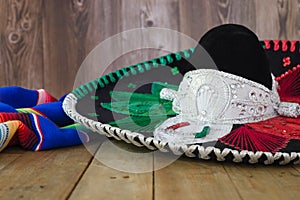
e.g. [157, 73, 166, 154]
[160, 69, 281, 124]
[155, 69, 300, 145]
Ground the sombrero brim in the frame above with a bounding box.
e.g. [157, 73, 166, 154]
[63, 40, 300, 165]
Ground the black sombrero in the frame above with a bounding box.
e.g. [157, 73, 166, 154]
[63, 24, 300, 165]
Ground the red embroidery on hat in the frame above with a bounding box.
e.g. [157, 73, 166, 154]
[219, 125, 288, 153]
[281, 40, 288, 51]
[247, 67, 300, 143]
[273, 40, 280, 51]
[277, 65, 300, 99]
[264, 40, 299, 52]
[290, 41, 297, 52]
[276, 64, 300, 81]
[166, 122, 190, 130]
[242, 66, 300, 151]
[264, 40, 271, 49]
[247, 116, 300, 140]
[283, 57, 291, 67]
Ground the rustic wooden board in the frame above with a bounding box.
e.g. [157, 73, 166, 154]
[1, 0, 299, 94]
[255, 0, 299, 40]
[69, 0, 123, 88]
[69, 161, 152, 200]
[0, 0, 43, 89]
[155, 158, 241, 200]
[42, 0, 90, 98]
[298, 0, 300, 37]
[0, 147, 23, 171]
[179, 0, 299, 42]
[179, 0, 256, 43]
[43, 0, 122, 97]
[224, 164, 300, 200]
[293, 164, 300, 173]
[69, 141, 153, 200]
[277, 0, 299, 39]
[107, 0, 182, 74]
[0, 146, 93, 200]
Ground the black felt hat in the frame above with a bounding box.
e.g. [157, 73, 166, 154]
[198, 24, 272, 90]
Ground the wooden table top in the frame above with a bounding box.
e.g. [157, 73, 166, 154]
[1, 140, 300, 200]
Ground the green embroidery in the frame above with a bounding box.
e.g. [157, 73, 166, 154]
[86, 82, 93, 92]
[80, 85, 88, 95]
[102, 76, 109, 85]
[88, 113, 100, 117]
[171, 67, 180, 76]
[91, 80, 98, 90]
[115, 70, 123, 79]
[174, 52, 182, 61]
[130, 66, 137, 75]
[152, 59, 158, 68]
[108, 73, 116, 83]
[90, 95, 99, 100]
[182, 50, 190, 58]
[75, 88, 84, 99]
[122, 68, 129, 77]
[144, 62, 151, 71]
[166, 55, 173, 63]
[137, 64, 144, 73]
[195, 126, 210, 138]
[72, 49, 194, 101]
[98, 78, 105, 88]
[128, 83, 137, 88]
[109, 116, 166, 132]
[159, 57, 167, 66]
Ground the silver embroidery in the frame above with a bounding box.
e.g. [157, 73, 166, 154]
[160, 88, 176, 101]
[278, 102, 300, 118]
[160, 69, 279, 124]
[154, 69, 296, 145]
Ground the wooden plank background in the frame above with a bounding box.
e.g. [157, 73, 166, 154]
[0, 0, 299, 98]
[0, 0, 44, 89]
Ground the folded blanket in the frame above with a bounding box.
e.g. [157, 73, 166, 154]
[0, 86, 89, 152]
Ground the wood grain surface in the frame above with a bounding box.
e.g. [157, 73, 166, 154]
[107, 0, 181, 74]
[1, 0, 298, 97]
[0, 146, 93, 200]
[69, 143, 153, 200]
[179, 0, 257, 41]
[155, 158, 241, 200]
[255, 0, 299, 40]
[0, 0, 43, 89]
[42, 0, 91, 98]
[298, 0, 300, 36]
[224, 164, 300, 200]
